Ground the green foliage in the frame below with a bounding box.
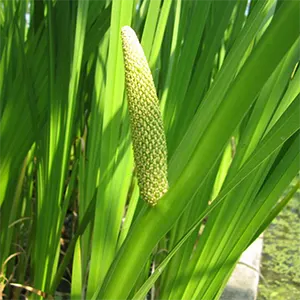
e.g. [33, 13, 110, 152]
[0, 0, 299, 299]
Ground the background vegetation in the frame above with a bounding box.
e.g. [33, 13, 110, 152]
[258, 178, 300, 300]
[0, 0, 299, 299]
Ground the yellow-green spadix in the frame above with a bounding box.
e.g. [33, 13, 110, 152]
[121, 26, 168, 206]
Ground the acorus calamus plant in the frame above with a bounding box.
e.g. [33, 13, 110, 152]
[0, 0, 299, 299]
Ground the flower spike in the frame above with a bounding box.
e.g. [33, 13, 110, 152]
[121, 26, 168, 206]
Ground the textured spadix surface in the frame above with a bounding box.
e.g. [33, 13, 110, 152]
[121, 26, 168, 206]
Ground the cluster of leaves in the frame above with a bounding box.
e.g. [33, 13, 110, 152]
[0, 0, 299, 299]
